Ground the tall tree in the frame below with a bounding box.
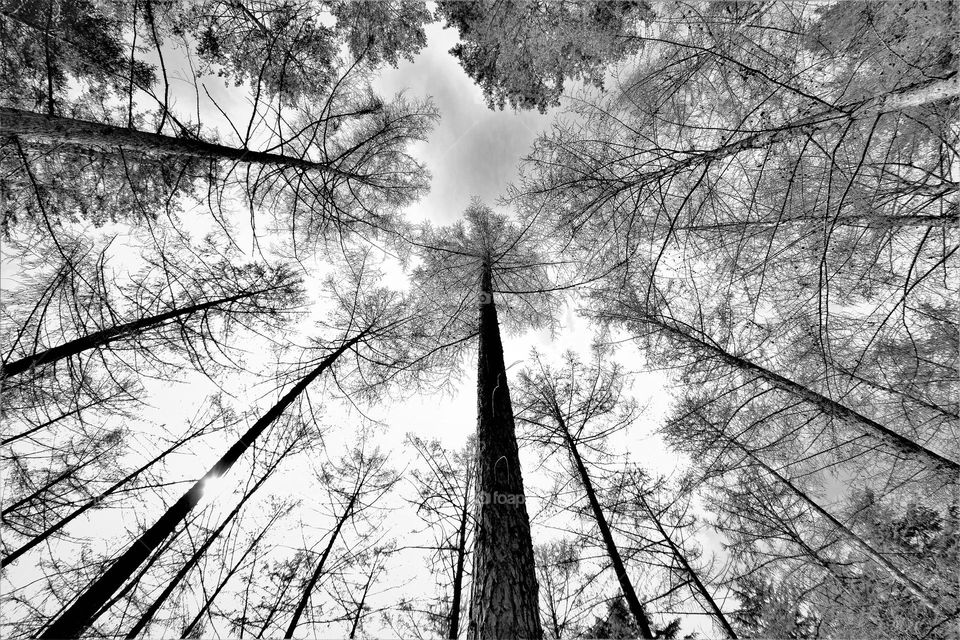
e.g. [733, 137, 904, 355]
[284, 437, 400, 638]
[411, 202, 561, 638]
[515, 350, 655, 638]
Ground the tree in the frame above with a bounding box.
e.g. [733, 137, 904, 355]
[284, 436, 400, 638]
[1, 407, 220, 568]
[2, 0, 437, 242]
[410, 201, 560, 638]
[1, 234, 302, 381]
[730, 575, 818, 640]
[506, 9, 958, 636]
[0, 0, 153, 113]
[121, 433, 305, 639]
[621, 472, 738, 640]
[515, 350, 655, 638]
[534, 540, 597, 639]
[436, 1, 651, 112]
[407, 435, 476, 639]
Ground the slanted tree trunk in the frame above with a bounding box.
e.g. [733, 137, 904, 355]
[553, 411, 653, 639]
[180, 514, 279, 639]
[1, 398, 110, 445]
[284, 493, 357, 638]
[3, 430, 205, 567]
[467, 262, 542, 639]
[639, 315, 960, 474]
[39, 333, 365, 639]
[125, 444, 292, 639]
[615, 74, 959, 193]
[0, 107, 367, 182]
[717, 427, 951, 617]
[348, 557, 378, 639]
[634, 492, 737, 639]
[2, 287, 277, 379]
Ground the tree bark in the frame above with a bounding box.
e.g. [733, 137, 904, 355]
[39, 333, 364, 639]
[556, 415, 653, 639]
[0, 107, 366, 182]
[2, 288, 276, 379]
[467, 262, 542, 639]
[641, 315, 960, 474]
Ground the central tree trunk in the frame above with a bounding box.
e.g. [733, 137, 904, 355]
[467, 263, 542, 639]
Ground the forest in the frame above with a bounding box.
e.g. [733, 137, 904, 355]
[0, 1, 957, 638]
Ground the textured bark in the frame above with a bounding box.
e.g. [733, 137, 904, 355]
[557, 417, 653, 639]
[2, 288, 272, 379]
[643, 316, 960, 474]
[39, 334, 363, 639]
[0, 107, 365, 181]
[467, 263, 542, 640]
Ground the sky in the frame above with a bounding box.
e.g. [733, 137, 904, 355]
[373, 21, 552, 225]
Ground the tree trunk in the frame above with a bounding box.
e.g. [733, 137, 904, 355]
[448, 487, 471, 639]
[2, 288, 275, 379]
[557, 418, 653, 639]
[348, 559, 377, 639]
[3, 432, 203, 568]
[722, 430, 951, 617]
[642, 316, 960, 474]
[180, 516, 278, 639]
[1, 399, 107, 445]
[284, 493, 357, 638]
[0, 107, 365, 182]
[618, 74, 959, 192]
[39, 333, 364, 639]
[125, 446, 290, 639]
[467, 263, 542, 639]
[634, 492, 737, 639]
